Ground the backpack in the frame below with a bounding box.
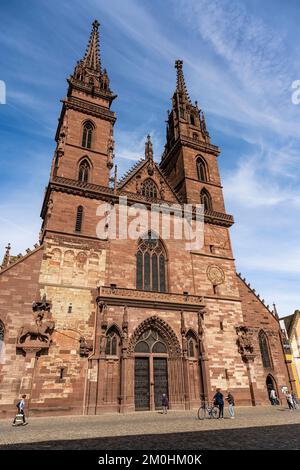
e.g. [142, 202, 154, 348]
[16, 401, 21, 409]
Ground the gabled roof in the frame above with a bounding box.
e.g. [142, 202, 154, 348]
[282, 310, 300, 338]
[118, 157, 183, 204]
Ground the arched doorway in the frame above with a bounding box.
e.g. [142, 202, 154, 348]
[266, 374, 277, 402]
[134, 329, 168, 411]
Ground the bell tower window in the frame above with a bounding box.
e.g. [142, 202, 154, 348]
[82, 122, 94, 149]
[200, 188, 212, 211]
[197, 157, 208, 182]
[78, 159, 90, 183]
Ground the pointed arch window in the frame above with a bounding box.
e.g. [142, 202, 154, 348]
[186, 331, 198, 359]
[259, 330, 272, 369]
[200, 188, 212, 211]
[197, 157, 208, 182]
[105, 327, 120, 356]
[75, 206, 83, 232]
[136, 232, 167, 292]
[141, 179, 158, 199]
[82, 122, 94, 149]
[78, 159, 90, 183]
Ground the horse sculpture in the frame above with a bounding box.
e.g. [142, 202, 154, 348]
[18, 320, 55, 344]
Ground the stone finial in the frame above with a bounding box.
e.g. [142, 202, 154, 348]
[145, 134, 153, 160]
[1, 243, 11, 269]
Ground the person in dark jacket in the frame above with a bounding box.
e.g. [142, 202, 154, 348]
[162, 393, 169, 414]
[213, 388, 224, 418]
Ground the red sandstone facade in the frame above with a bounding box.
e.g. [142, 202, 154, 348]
[0, 21, 294, 418]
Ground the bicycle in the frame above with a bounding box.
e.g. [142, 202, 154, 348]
[197, 401, 219, 420]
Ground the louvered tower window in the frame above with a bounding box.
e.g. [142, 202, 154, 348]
[75, 206, 83, 232]
[200, 188, 212, 211]
[78, 159, 90, 183]
[82, 122, 94, 149]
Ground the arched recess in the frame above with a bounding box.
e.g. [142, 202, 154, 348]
[200, 188, 213, 211]
[196, 156, 209, 182]
[129, 316, 182, 411]
[266, 374, 279, 402]
[102, 324, 122, 408]
[259, 330, 273, 369]
[105, 324, 122, 356]
[185, 329, 203, 405]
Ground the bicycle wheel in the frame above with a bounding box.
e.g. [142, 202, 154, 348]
[198, 406, 206, 420]
[211, 406, 219, 418]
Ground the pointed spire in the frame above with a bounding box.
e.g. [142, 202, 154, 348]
[145, 134, 153, 160]
[175, 60, 191, 104]
[273, 303, 279, 320]
[82, 20, 101, 72]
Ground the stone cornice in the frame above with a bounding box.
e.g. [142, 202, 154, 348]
[62, 96, 116, 123]
[41, 177, 234, 227]
[97, 285, 206, 312]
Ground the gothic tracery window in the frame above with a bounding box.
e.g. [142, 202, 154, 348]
[259, 330, 272, 369]
[136, 233, 167, 292]
[134, 329, 167, 354]
[197, 157, 208, 182]
[105, 327, 120, 356]
[78, 159, 90, 183]
[141, 179, 158, 199]
[200, 188, 212, 211]
[82, 121, 94, 149]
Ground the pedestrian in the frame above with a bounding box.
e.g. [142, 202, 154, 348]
[12, 394, 28, 426]
[226, 391, 235, 418]
[213, 388, 224, 419]
[161, 393, 169, 414]
[285, 391, 294, 411]
[269, 388, 277, 406]
[291, 391, 299, 409]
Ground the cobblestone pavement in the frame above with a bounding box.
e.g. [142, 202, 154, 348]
[0, 406, 299, 450]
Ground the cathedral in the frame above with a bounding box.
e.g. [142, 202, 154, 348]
[0, 21, 295, 417]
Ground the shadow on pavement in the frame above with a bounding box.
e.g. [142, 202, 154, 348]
[1, 423, 299, 450]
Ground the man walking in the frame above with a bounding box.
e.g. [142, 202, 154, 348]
[226, 391, 235, 418]
[12, 394, 28, 426]
[285, 391, 294, 410]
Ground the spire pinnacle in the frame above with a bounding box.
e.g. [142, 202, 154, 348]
[82, 19, 101, 72]
[175, 59, 191, 104]
[145, 134, 153, 160]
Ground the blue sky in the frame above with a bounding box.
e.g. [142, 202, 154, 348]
[0, 0, 300, 316]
